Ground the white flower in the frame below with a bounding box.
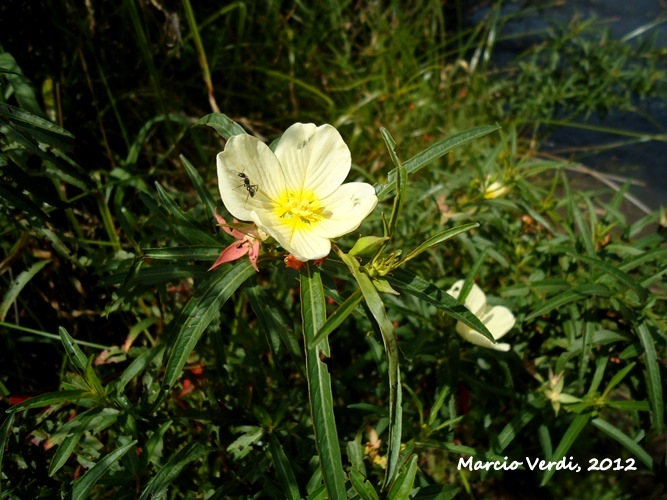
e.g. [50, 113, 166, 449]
[446, 280, 515, 351]
[482, 176, 509, 199]
[217, 123, 378, 262]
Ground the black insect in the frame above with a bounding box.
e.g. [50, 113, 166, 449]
[233, 169, 259, 200]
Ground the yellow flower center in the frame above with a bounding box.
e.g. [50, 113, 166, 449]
[275, 189, 325, 231]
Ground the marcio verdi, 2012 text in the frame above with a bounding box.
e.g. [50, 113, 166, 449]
[458, 456, 638, 473]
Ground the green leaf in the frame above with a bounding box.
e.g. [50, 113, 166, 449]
[48, 409, 103, 476]
[349, 469, 379, 500]
[138, 443, 210, 500]
[525, 284, 611, 323]
[59, 327, 89, 373]
[0, 181, 50, 222]
[400, 223, 479, 267]
[386, 269, 496, 344]
[0, 103, 74, 150]
[160, 260, 255, 400]
[0, 53, 43, 115]
[0, 413, 16, 494]
[337, 250, 402, 489]
[142, 246, 223, 261]
[564, 174, 596, 257]
[567, 252, 648, 304]
[635, 322, 664, 434]
[7, 390, 89, 413]
[300, 263, 347, 499]
[154, 182, 219, 245]
[245, 284, 302, 359]
[71, 441, 136, 500]
[495, 407, 539, 453]
[269, 435, 301, 500]
[180, 154, 218, 222]
[540, 413, 591, 486]
[387, 454, 418, 499]
[227, 426, 264, 460]
[308, 289, 363, 349]
[194, 112, 246, 139]
[376, 125, 500, 200]
[591, 418, 653, 469]
[380, 127, 407, 239]
[601, 362, 635, 399]
[0, 259, 51, 321]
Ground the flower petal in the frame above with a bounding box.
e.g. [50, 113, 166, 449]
[447, 280, 486, 316]
[209, 242, 248, 271]
[479, 305, 515, 340]
[217, 134, 285, 221]
[252, 210, 331, 261]
[274, 123, 351, 198]
[311, 182, 378, 238]
[455, 322, 511, 352]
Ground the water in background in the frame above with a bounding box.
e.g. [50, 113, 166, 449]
[466, 0, 667, 211]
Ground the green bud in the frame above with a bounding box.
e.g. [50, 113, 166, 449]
[349, 235, 389, 258]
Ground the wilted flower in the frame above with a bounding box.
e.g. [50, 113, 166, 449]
[210, 213, 266, 272]
[446, 280, 515, 351]
[217, 123, 378, 262]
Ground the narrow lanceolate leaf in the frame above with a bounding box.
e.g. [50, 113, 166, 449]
[49, 409, 102, 476]
[376, 125, 501, 200]
[7, 390, 89, 413]
[567, 252, 648, 304]
[380, 127, 406, 239]
[59, 327, 89, 373]
[591, 418, 653, 469]
[565, 177, 596, 257]
[495, 407, 539, 453]
[0, 182, 50, 222]
[399, 223, 479, 267]
[308, 289, 363, 349]
[0, 259, 51, 321]
[386, 269, 495, 343]
[0, 413, 16, 494]
[195, 112, 246, 139]
[525, 283, 611, 323]
[387, 455, 419, 500]
[635, 322, 664, 434]
[180, 154, 218, 222]
[300, 264, 347, 499]
[71, 441, 136, 500]
[154, 182, 219, 245]
[142, 246, 223, 261]
[540, 413, 591, 486]
[160, 260, 255, 400]
[269, 435, 301, 500]
[349, 469, 380, 500]
[337, 250, 402, 489]
[138, 443, 210, 500]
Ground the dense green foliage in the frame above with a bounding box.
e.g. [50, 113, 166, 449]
[1, 1, 666, 497]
